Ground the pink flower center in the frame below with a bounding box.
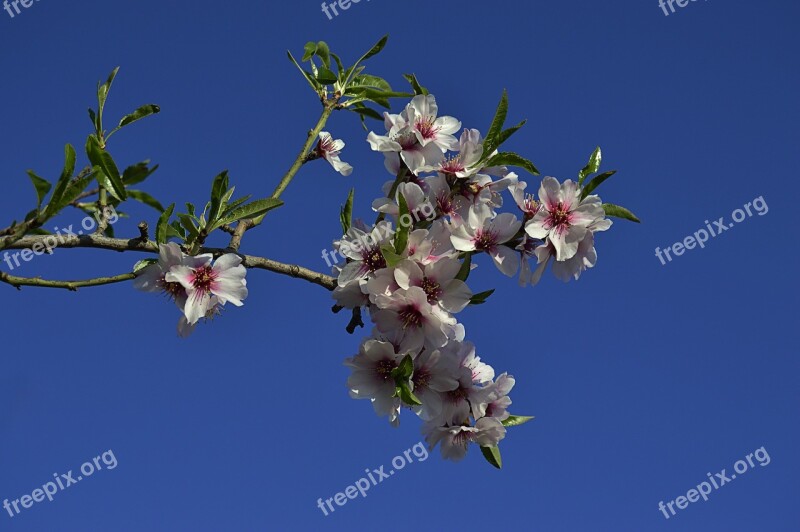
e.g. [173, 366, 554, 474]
[419, 276, 442, 304]
[440, 154, 465, 174]
[413, 366, 431, 391]
[522, 195, 540, 220]
[546, 201, 573, 234]
[364, 248, 387, 272]
[415, 116, 440, 140]
[393, 132, 419, 150]
[398, 304, 423, 329]
[317, 136, 338, 156]
[190, 266, 217, 293]
[474, 229, 498, 251]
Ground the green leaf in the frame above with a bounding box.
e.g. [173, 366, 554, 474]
[578, 147, 602, 185]
[350, 74, 392, 91]
[498, 119, 527, 146]
[339, 188, 354, 234]
[114, 104, 160, 131]
[402, 73, 429, 95]
[218, 198, 283, 225]
[122, 162, 158, 185]
[287, 51, 321, 92]
[127, 190, 164, 212]
[380, 243, 404, 268]
[302, 41, 317, 62]
[316, 41, 331, 69]
[97, 67, 120, 130]
[208, 171, 230, 224]
[483, 152, 539, 175]
[396, 382, 422, 406]
[394, 354, 414, 381]
[58, 172, 95, 210]
[88, 108, 97, 130]
[331, 53, 345, 76]
[455, 253, 472, 282]
[581, 170, 617, 199]
[27, 170, 51, 208]
[394, 192, 410, 254]
[480, 446, 503, 469]
[343, 35, 388, 87]
[603, 203, 640, 223]
[483, 90, 509, 155]
[44, 144, 77, 217]
[502, 415, 535, 427]
[86, 137, 126, 201]
[156, 203, 175, 244]
[469, 289, 495, 305]
[178, 213, 200, 240]
[349, 106, 384, 122]
[133, 258, 158, 274]
[316, 67, 338, 85]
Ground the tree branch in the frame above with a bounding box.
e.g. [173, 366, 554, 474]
[0, 270, 136, 291]
[0, 233, 336, 291]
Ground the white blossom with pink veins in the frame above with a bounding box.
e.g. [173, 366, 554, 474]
[471, 373, 515, 421]
[344, 339, 406, 426]
[372, 286, 455, 351]
[450, 206, 522, 277]
[394, 257, 472, 314]
[315, 131, 353, 176]
[165, 253, 248, 325]
[419, 128, 484, 178]
[367, 115, 444, 175]
[410, 348, 460, 420]
[424, 417, 507, 461]
[405, 94, 461, 152]
[524, 176, 607, 261]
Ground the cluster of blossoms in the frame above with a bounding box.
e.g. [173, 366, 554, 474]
[332, 94, 613, 461]
[134, 243, 248, 337]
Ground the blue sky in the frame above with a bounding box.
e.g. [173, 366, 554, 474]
[0, 0, 798, 530]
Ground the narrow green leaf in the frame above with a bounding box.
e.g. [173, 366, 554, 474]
[502, 415, 535, 427]
[480, 446, 503, 469]
[88, 143, 126, 201]
[27, 170, 51, 208]
[394, 192, 410, 254]
[578, 147, 602, 185]
[58, 172, 95, 210]
[156, 203, 175, 244]
[603, 203, 640, 223]
[396, 354, 414, 381]
[581, 170, 617, 199]
[115, 104, 160, 130]
[127, 190, 164, 212]
[208, 171, 230, 224]
[340, 188, 354, 234]
[483, 152, 539, 175]
[44, 144, 77, 217]
[455, 253, 472, 282]
[498, 119, 527, 146]
[349, 106, 384, 121]
[287, 51, 321, 92]
[402, 73, 429, 95]
[178, 213, 200, 240]
[343, 35, 388, 87]
[219, 198, 283, 225]
[484, 90, 509, 155]
[469, 289, 495, 305]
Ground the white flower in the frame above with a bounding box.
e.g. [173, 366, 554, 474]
[394, 257, 472, 314]
[335, 221, 394, 286]
[134, 242, 202, 307]
[471, 373, 515, 421]
[165, 253, 248, 325]
[524, 176, 607, 261]
[405, 94, 461, 151]
[344, 339, 407, 426]
[424, 417, 507, 461]
[450, 207, 522, 277]
[372, 286, 455, 351]
[508, 180, 540, 221]
[367, 127, 444, 176]
[420, 128, 484, 178]
[316, 132, 353, 176]
[410, 348, 460, 420]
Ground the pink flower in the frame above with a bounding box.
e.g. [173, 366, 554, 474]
[166, 254, 248, 325]
[316, 132, 353, 176]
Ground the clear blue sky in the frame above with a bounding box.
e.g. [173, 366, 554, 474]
[1, 0, 798, 530]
